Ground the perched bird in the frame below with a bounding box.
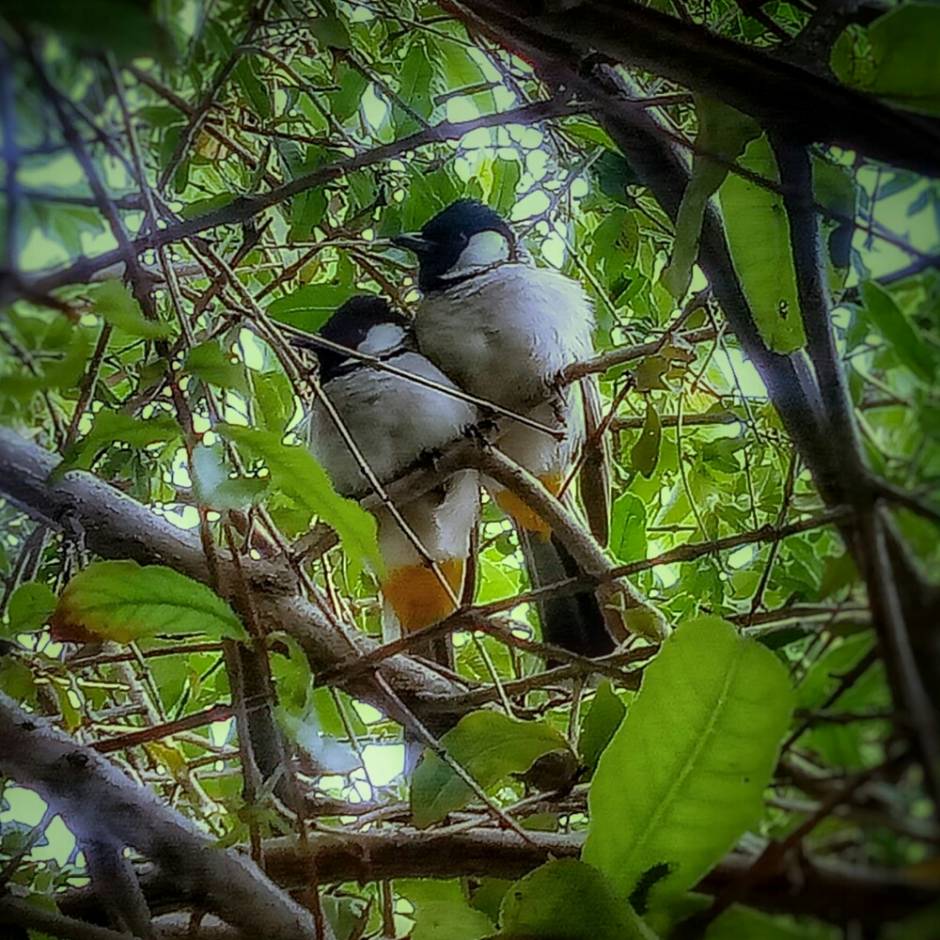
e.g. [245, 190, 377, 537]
[394, 199, 616, 659]
[291, 295, 479, 668]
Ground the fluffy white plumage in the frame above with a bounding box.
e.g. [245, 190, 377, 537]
[310, 351, 478, 569]
[415, 262, 594, 478]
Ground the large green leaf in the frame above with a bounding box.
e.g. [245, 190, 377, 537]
[718, 135, 806, 354]
[397, 879, 493, 940]
[583, 616, 794, 906]
[52, 560, 246, 644]
[410, 711, 569, 828]
[216, 424, 383, 575]
[663, 96, 759, 299]
[496, 860, 655, 940]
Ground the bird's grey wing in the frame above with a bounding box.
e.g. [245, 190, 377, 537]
[578, 375, 611, 546]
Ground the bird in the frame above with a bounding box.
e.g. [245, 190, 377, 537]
[290, 295, 479, 669]
[393, 199, 616, 659]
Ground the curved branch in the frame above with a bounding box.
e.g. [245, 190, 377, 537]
[0, 692, 323, 940]
[455, 0, 940, 177]
[0, 427, 467, 725]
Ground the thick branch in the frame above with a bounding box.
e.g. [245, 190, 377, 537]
[456, 0, 940, 176]
[59, 829, 936, 928]
[0, 427, 467, 725]
[0, 692, 323, 940]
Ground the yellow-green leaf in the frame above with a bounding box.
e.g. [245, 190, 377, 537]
[718, 135, 806, 354]
[411, 712, 569, 828]
[584, 616, 794, 907]
[93, 280, 173, 339]
[216, 424, 383, 575]
[630, 400, 662, 478]
[52, 560, 246, 645]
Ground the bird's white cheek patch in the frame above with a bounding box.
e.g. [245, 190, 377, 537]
[447, 230, 510, 278]
[359, 323, 406, 355]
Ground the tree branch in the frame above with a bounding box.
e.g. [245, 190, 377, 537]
[58, 828, 937, 928]
[0, 692, 324, 940]
[16, 99, 583, 304]
[455, 0, 940, 176]
[0, 426, 467, 726]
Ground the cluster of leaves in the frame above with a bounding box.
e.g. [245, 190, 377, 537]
[1, 0, 939, 937]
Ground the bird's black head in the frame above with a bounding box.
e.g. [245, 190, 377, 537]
[393, 199, 515, 292]
[304, 295, 410, 382]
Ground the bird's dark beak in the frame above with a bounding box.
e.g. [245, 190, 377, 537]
[391, 232, 434, 254]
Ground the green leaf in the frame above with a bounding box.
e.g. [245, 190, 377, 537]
[583, 616, 794, 906]
[396, 42, 439, 132]
[718, 135, 806, 354]
[398, 879, 494, 940]
[192, 444, 268, 510]
[832, 4, 940, 116]
[496, 860, 655, 940]
[563, 120, 618, 151]
[252, 370, 296, 435]
[52, 561, 246, 644]
[310, 13, 352, 50]
[40, 326, 96, 391]
[57, 411, 181, 474]
[0, 658, 38, 705]
[233, 55, 271, 118]
[579, 680, 627, 772]
[663, 96, 759, 299]
[6, 582, 57, 635]
[630, 400, 662, 478]
[184, 341, 250, 395]
[216, 424, 383, 575]
[610, 491, 648, 564]
[92, 280, 173, 339]
[330, 68, 368, 122]
[489, 159, 521, 215]
[266, 284, 352, 332]
[410, 712, 569, 828]
[860, 281, 936, 383]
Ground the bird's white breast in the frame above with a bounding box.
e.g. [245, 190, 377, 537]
[414, 263, 595, 411]
[310, 351, 477, 496]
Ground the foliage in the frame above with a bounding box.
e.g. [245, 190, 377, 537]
[51, 560, 247, 643]
[0, 0, 938, 938]
[410, 711, 569, 827]
[584, 617, 794, 908]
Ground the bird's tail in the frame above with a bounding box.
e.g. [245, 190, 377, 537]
[518, 527, 615, 660]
